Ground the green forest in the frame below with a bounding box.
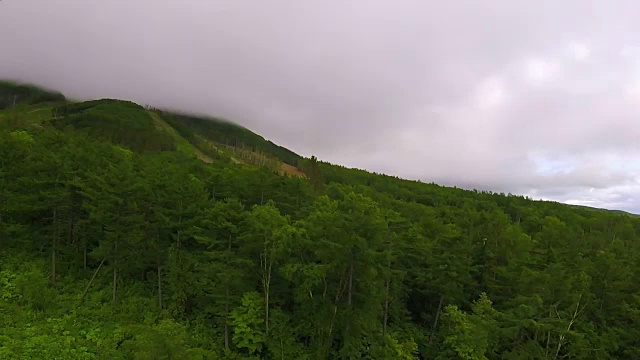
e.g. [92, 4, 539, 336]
[2, 81, 640, 359]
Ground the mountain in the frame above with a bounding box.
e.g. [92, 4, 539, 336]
[1, 80, 308, 175]
[0, 80, 65, 109]
[2, 80, 640, 359]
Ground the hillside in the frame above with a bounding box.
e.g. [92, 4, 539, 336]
[51, 99, 175, 152]
[0, 80, 65, 109]
[1, 81, 307, 176]
[158, 110, 302, 167]
[2, 81, 640, 359]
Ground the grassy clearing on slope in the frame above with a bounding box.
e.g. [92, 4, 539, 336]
[0, 103, 61, 129]
[158, 111, 302, 166]
[148, 112, 213, 163]
[52, 100, 175, 152]
[281, 163, 306, 178]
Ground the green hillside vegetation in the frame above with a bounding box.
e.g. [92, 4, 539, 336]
[0, 80, 65, 109]
[159, 111, 302, 166]
[147, 112, 215, 163]
[51, 99, 176, 152]
[2, 82, 640, 359]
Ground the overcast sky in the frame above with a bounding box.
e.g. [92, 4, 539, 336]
[2, 1, 640, 212]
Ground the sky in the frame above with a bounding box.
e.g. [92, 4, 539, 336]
[2, 0, 640, 213]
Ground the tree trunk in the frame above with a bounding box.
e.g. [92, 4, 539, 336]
[322, 276, 328, 300]
[113, 238, 118, 304]
[264, 269, 271, 334]
[328, 278, 345, 340]
[383, 277, 390, 336]
[347, 260, 354, 306]
[51, 208, 57, 284]
[176, 200, 183, 262]
[113, 265, 117, 304]
[224, 287, 230, 349]
[430, 295, 444, 341]
[51, 246, 56, 283]
[555, 296, 583, 358]
[68, 198, 76, 245]
[261, 231, 273, 335]
[545, 306, 553, 357]
[328, 304, 338, 338]
[157, 264, 163, 309]
[81, 256, 106, 303]
[224, 234, 232, 347]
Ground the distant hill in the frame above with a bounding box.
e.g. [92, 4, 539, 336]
[158, 111, 302, 167]
[0, 80, 66, 109]
[0, 80, 634, 215]
[568, 203, 640, 217]
[0, 81, 306, 176]
[51, 99, 175, 152]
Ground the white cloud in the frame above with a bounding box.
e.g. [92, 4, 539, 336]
[568, 41, 591, 61]
[475, 77, 507, 109]
[523, 57, 559, 84]
[2, 0, 640, 212]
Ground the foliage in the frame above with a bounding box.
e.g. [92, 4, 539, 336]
[160, 111, 301, 166]
[230, 292, 265, 356]
[2, 88, 640, 358]
[0, 80, 66, 109]
[52, 99, 175, 152]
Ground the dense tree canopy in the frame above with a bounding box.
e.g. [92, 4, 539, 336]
[2, 88, 640, 358]
[0, 81, 65, 109]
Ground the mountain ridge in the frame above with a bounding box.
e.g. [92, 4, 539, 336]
[0, 79, 634, 215]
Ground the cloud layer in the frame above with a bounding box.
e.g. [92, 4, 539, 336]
[2, 0, 640, 212]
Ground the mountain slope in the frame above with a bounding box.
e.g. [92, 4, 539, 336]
[0, 80, 632, 215]
[160, 111, 300, 163]
[147, 111, 214, 163]
[4, 80, 640, 358]
[1, 81, 307, 176]
[51, 99, 176, 152]
[0, 80, 65, 109]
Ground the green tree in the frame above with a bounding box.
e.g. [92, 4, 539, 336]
[436, 293, 498, 360]
[81, 147, 145, 304]
[195, 198, 252, 349]
[242, 201, 292, 335]
[231, 291, 265, 356]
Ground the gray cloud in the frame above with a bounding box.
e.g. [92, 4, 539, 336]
[2, 0, 640, 212]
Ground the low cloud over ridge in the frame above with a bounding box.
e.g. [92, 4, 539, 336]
[2, 0, 640, 212]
